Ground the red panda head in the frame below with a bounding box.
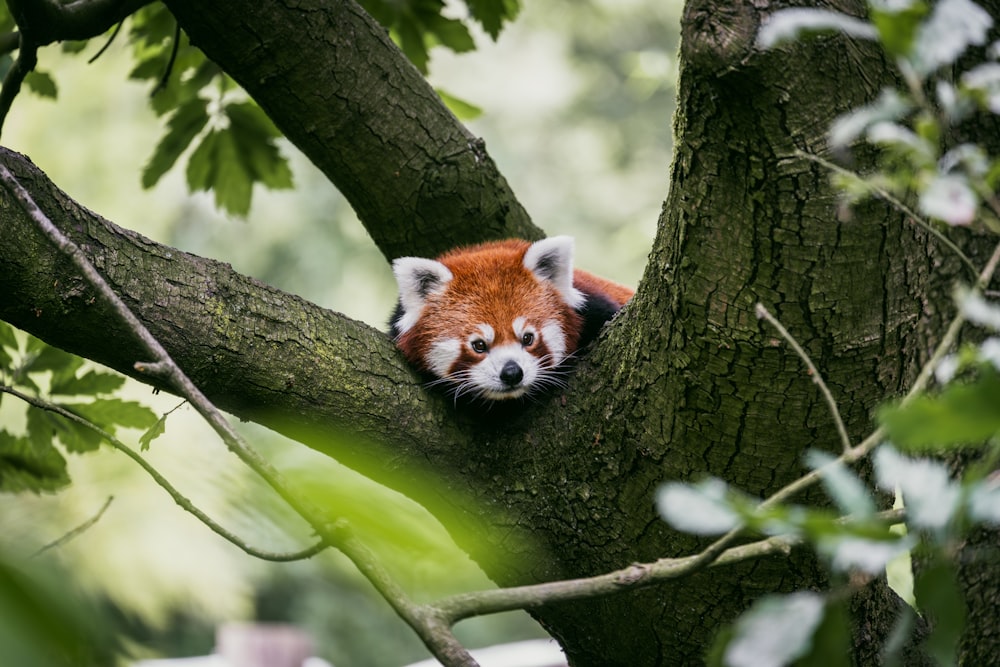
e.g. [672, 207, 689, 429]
[390, 237, 586, 401]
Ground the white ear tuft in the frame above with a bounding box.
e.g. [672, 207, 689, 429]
[392, 257, 453, 333]
[523, 236, 585, 309]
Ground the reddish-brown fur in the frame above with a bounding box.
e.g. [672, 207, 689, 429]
[395, 239, 634, 377]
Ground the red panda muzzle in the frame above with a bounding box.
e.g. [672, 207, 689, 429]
[389, 236, 634, 402]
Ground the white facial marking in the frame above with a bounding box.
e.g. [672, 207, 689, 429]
[475, 324, 495, 345]
[541, 320, 567, 364]
[426, 338, 461, 377]
[468, 342, 541, 400]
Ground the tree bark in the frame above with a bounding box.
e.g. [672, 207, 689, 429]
[1, 0, 996, 664]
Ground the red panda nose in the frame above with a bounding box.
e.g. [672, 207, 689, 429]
[500, 361, 524, 387]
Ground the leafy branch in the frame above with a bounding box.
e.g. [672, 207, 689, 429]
[0, 385, 328, 563]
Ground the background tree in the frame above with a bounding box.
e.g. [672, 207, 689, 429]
[0, 0, 998, 665]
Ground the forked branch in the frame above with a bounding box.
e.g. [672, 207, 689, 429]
[0, 164, 481, 667]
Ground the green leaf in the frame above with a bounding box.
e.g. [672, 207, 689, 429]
[23, 340, 82, 376]
[27, 406, 101, 454]
[0, 430, 69, 494]
[466, 0, 520, 40]
[797, 596, 851, 667]
[807, 449, 876, 518]
[866, 122, 936, 165]
[24, 71, 57, 99]
[211, 129, 254, 216]
[919, 173, 978, 226]
[878, 370, 1000, 449]
[909, 0, 993, 77]
[962, 291, 1000, 331]
[142, 97, 210, 188]
[914, 557, 966, 665]
[723, 592, 827, 667]
[437, 88, 483, 120]
[225, 101, 280, 139]
[817, 532, 913, 574]
[868, 0, 929, 59]
[0, 322, 16, 371]
[962, 63, 1000, 115]
[656, 478, 741, 535]
[20, 341, 88, 393]
[139, 412, 168, 451]
[0, 322, 17, 352]
[757, 8, 878, 50]
[424, 15, 475, 53]
[828, 89, 912, 150]
[874, 446, 961, 531]
[50, 370, 125, 397]
[968, 478, 1000, 525]
[186, 129, 221, 192]
[226, 102, 294, 189]
[69, 399, 157, 434]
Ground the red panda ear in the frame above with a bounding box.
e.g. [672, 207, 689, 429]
[523, 236, 585, 309]
[392, 257, 454, 333]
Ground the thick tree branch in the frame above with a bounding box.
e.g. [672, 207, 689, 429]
[0, 148, 502, 532]
[161, 0, 542, 260]
[6, 0, 151, 45]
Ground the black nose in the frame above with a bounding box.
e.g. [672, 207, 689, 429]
[499, 361, 524, 387]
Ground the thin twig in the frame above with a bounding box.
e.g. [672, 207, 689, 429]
[0, 35, 36, 138]
[1, 385, 327, 563]
[150, 20, 181, 96]
[32, 496, 114, 558]
[87, 20, 123, 64]
[435, 507, 906, 623]
[755, 303, 852, 453]
[0, 165, 478, 667]
[796, 149, 979, 280]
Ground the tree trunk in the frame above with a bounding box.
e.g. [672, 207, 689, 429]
[1, 0, 997, 664]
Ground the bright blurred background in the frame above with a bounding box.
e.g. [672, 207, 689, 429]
[0, 0, 678, 664]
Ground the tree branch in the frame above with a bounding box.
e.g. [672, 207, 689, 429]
[0, 34, 36, 137]
[2, 385, 328, 563]
[6, 0, 152, 45]
[0, 163, 481, 667]
[32, 495, 114, 557]
[161, 0, 541, 260]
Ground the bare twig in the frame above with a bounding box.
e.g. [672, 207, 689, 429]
[434, 508, 906, 623]
[32, 496, 114, 558]
[0, 166, 478, 667]
[1, 385, 328, 563]
[87, 20, 124, 64]
[150, 20, 181, 96]
[755, 303, 852, 453]
[0, 35, 37, 138]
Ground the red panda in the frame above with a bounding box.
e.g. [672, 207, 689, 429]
[389, 236, 634, 402]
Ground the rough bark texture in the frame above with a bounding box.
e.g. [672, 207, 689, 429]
[2, 0, 997, 664]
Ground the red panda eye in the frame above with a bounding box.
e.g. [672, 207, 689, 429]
[471, 339, 488, 354]
[521, 332, 535, 346]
